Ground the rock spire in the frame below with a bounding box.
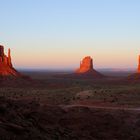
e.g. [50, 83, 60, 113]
[0, 45, 21, 77]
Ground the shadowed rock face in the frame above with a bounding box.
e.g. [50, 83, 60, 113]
[0, 45, 21, 77]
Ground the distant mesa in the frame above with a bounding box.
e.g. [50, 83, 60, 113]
[75, 56, 105, 78]
[0, 45, 22, 77]
[55, 56, 105, 79]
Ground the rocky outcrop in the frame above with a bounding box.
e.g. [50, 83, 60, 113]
[76, 56, 93, 73]
[126, 55, 140, 82]
[137, 55, 140, 73]
[0, 45, 21, 77]
[75, 56, 105, 78]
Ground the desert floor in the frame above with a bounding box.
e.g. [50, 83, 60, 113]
[0, 70, 140, 140]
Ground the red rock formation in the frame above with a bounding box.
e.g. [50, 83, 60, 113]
[0, 45, 21, 77]
[75, 56, 104, 78]
[76, 56, 93, 73]
[137, 55, 140, 73]
[124, 55, 140, 81]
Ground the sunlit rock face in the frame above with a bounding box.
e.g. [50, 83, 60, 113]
[76, 56, 94, 73]
[0, 45, 21, 77]
[137, 55, 140, 73]
[75, 56, 105, 78]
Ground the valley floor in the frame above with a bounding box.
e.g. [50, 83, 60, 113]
[0, 71, 140, 139]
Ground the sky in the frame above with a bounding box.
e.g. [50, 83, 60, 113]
[1, 0, 140, 70]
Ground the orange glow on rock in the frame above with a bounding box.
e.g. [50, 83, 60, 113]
[76, 56, 93, 73]
[138, 55, 140, 73]
[0, 45, 21, 77]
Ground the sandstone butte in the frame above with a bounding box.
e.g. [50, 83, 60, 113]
[0, 45, 21, 77]
[137, 55, 140, 73]
[76, 56, 93, 73]
[124, 55, 140, 81]
[76, 56, 104, 78]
